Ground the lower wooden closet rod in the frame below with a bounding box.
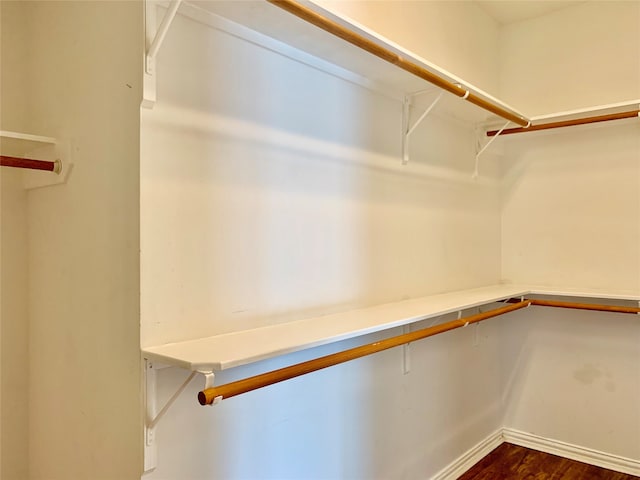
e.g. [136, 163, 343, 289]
[198, 300, 531, 405]
[198, 298, 640, 405]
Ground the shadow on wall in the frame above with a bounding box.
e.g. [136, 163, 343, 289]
[159, 6, 398, 160]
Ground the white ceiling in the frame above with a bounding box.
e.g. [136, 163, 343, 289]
[475, 1, 586, 25]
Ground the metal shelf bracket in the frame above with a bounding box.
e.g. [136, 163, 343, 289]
[143, 0, 183, 108]
[144, 360, 214, 472]
[473, 120, 510, 178]
[402, 325, 411, 375]
[402, 90, 444, 165]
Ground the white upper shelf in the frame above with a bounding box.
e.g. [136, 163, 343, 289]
[142, 283, 640, 373]
[182, 0, 526, 125]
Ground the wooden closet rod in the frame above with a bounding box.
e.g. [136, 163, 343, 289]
[530, 298, 640, 314]
[486, 109, 640, 136]
[267, 0, 530, 128]
[1, 155, 58, 172]
[198, 297, 640, 405]
[198, 300, 531, 405]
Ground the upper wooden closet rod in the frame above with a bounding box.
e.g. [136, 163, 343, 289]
[198, 298, 640, 405]
[267, 0, 530, 128]
[0, 155, 60, 173]
[486, 109, 640, 136]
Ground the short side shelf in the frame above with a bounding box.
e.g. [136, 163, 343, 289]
[0, 130, 57, 156]
[0, 130, 71, 189]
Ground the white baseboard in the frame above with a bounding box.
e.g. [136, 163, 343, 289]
[430, 429, 503, 480]
[430, 427, 640, 480]
[503, 427, 640, 477]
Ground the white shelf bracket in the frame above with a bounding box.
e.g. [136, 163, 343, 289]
[402, 324, 411, 375]
[401, 91, 444, 165]
[473, 120, 510, 179]
[201, 370, 216, 390]
[143, 0, 183, 108]
[144, 360, 211, 472]
[460, 310, 471, 328]
[198, 370, 223, 405]
[146, 0, 182, 75]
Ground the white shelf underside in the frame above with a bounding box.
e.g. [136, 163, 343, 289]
[142, 284, 640, 372]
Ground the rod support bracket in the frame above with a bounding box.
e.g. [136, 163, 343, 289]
[196, 370, 223, 406]
[473, 120, 510, 178]
[402, 91, 444, 165]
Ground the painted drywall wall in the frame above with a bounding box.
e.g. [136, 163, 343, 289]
[498, 0, 640, 461]
[141, 4, 503, 478]
[316, 0, 501, 95]
[0, 0, 30, 133]
[501, 122, 640, 292]
[499, 307, 640, 460]
[500, 0, 640, 296]
[499, 0, 640, 115]
[11, 1, 143, 479]
[0, 168, 29, 480]
[498, 121, 640, 460]
[0, 2, 31, 478]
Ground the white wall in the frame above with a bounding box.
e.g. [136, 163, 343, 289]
[0, 168, 29, 480]
[499, 1, 640, 115]
[499, 307, 640, 460]
[498, 0, 640, 460]
[2, 1, 144, 478]
[501, 122, 640, 292]
[0, 2, 32, 478]
[498, 122, 640, 460]
[141, 4, 504, 478]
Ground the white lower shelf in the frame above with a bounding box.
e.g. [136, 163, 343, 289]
[141, 284, 640, 372]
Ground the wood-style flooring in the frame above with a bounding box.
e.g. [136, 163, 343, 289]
[458, 443, 639, 480]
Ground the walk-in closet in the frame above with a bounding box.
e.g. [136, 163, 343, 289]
[1, 1, 639, 479]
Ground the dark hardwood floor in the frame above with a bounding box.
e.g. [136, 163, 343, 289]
[458, 443, 639, 480]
